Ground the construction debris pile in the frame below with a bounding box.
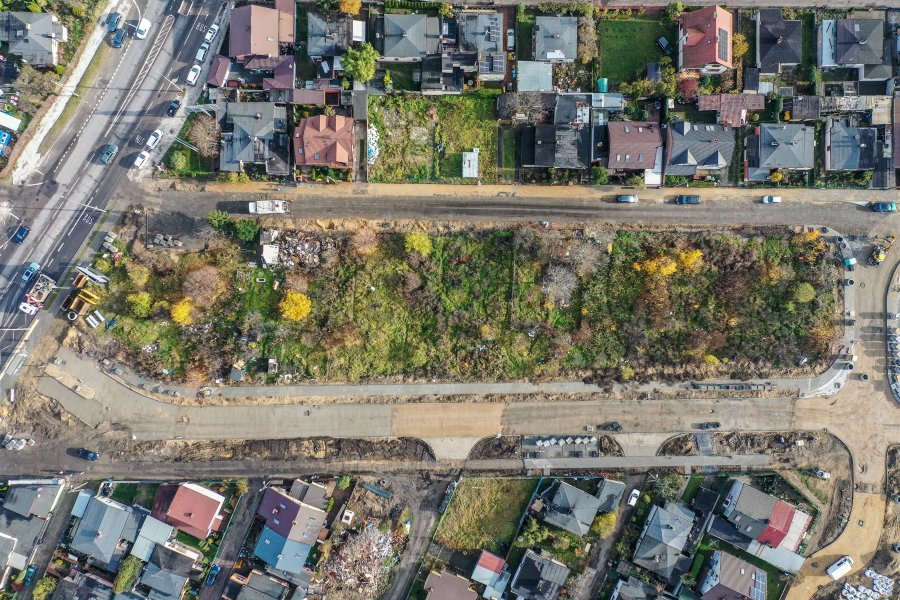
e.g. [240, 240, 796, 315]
[274, 232, 337, 268]
[316, 525, 398, 599]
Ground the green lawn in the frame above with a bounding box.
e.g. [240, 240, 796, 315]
[500, 127, 516, 181]
[681, 475, 705, 503]
[384, 63, 420, 92]
[516, 12, 535, 60]
[111, 483, 139, 505]
[598, 18, 677, 83]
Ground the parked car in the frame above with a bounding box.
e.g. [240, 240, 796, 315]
[13, 225, 30, 244]
[602, 421, 623, 432]
[166, 99, 181, 117]
[627, 489, 640, 506]
[206, 564, 221, 586]
[22, 262, 39, 283]
[204, 24, 220, 44]
[112, 27, 127, 48]
[186, 64, 202, 86]
[506, 28, 515, 51]
[107, 12, 122, 33]
[814, 468, 831, 480]
[616, 194, 638, 203]
[698, 421, 721, 430]
[145, 129, 162, 150]
[675, 194, 700, 205]
[762, 195, 782, 203]
[78, 448, 100, 461]
[871, 201, 897, 213]
[100, 143, 118, 164]
[656, 36, 672, 55]
[135, 18, 151, 40]
[23, 565, 37, 587]
[133, 151, 150, 169]
[195, 42, 210, 62]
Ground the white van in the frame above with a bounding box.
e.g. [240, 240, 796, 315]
[827, 556, 853, 580]
[135, 18, 151, 39]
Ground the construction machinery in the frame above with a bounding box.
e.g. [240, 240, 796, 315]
[18, 274, 54, 314]
[868, 236, 895, 267]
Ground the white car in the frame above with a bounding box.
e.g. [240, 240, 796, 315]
[135, 18, 151, 40]
[814, 468, 831, 480]
[627, 489, 640, 506]
[762, 195, 782, 203]
[186, 64, 202, 86]
[18, 302, 38, 315]
[204, 24, 220, 44]
[145, 129, 162, 150]
[196, 42, 210, 63]
[133, 150, 150, 169]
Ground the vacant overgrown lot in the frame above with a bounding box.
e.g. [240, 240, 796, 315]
[368, 93, 499, 183]
[93, 224, 838, 383]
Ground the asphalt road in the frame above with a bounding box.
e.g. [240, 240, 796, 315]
[0, 0, 224, 381]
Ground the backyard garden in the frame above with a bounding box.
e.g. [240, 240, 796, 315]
[89, 220, 839, 384]
[367, 92, 499, 183]
[597, 15, 677, 84]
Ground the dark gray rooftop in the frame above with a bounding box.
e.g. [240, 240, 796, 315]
[533, 17, 577, 61]
[757, 9, 802, 73]
[666, 121, 736, 177]
[542, 481, 602, 537]
[826, 118, 878, 171]
[382, 14, 439, 59]
[509, 549, 570, 600]
[71, 496, 132, 565]
[3, 483, 62, 519]
[835, 19, 884, 65]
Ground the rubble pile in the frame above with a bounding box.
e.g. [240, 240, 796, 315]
[275, 232, 337, 268]
[318, 525, 396, 599]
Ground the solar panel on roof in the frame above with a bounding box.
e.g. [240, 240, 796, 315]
[718, 28, 729, 61]
[750, 570, 767, 600]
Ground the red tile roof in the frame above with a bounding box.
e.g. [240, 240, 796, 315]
[229, 4, 279, 60]
[151, 483, 225, 540]
[476, 550, 506, 575]
[757, 500, 794, 549]
[697, 94, 764, 126]
[263, 55, 296, 90]
[606, 121, 662, 170]
[294, 114, 353, 167]
[207, 56, 230, 87]
[680, 5, 733, 69]
[275, 0, 295, 45]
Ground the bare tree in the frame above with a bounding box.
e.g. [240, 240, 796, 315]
[542, 264, 578, 307]
[182, 265, 223, 308]
[187, 114, 220, 158]
[350, 227, 380, 256]
[570, 240, 604, 277]
[15, 65, 58, 114]
[577, 17, 598, 63]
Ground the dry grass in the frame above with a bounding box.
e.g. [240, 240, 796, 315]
[434, 478, 537, 555]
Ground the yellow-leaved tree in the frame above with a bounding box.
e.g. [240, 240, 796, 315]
[170, 298, 194, 325]
[280, 291, 313, 321]
[339, 0, 361, 14]
[404, 231, 433, 258]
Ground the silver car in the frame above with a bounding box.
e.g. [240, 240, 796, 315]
[617, 194, 638, 203]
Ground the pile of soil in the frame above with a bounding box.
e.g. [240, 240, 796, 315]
[658, 434, 698, 456]
[468, 436, 521, 459]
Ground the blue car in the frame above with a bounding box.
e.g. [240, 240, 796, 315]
[205, 564, 221, 586]
[871, 202, 897, 213]
[23, 565, 37, 587]
[107, 12, 121, 33]
[13, 225, 29, 243]
[112, 27, 127, 48]
[22, 262, 40, 283]
[78, 448, 100, 461]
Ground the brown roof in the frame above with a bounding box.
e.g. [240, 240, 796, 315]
[423, 571, 478, 600]
[294, 114, 354, 167]
[229, 4, 279, 60]
[151, 483, 225, 540]
[701, 551, 766, 600]
[292, 89, 326, 105]
[680, 5, 733, 69]
[207, 55, 230, 87]
[698, 94, 764, 126]
[606, 121, 662, 170]
[276, 0, 295, 45]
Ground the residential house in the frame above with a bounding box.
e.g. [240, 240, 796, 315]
[606, 121, 664, 186]
[508, 549, 570, 600]
[825, 117, 879, 171]
[632, 503, 694, 584]
[691, 488, 721, 516]
[253, 482, 328, 575]
[223, 569, 291, 600]
[293, 114, 354, 170]
[307, 12, 352, 59]
[0, 480, 64, 577]
[756, 9, 801, 74]
[261, 55, 297, 94]
[517, 61, 554, 92]
[381, 14, 439, 61]
[275, 0, 295, 49]
[218, 102, 291, 176]
[521, 124, 590, 169]
[665, 121, 736, 179]
[71, 495, 137, 568]
[130, 515, 175, 562]
[229, 4, 279, 61]
[0, 12, 67, 66]
[596, 479, 626, 513]
[470, 550, 510, 600]
[533, 17, 577, 62]
[457, 12, 506, 81]
[151, 483, 226, 541]
[421, 53, 476, 95]
[610, 576, 659, 600]
[539, 480, 601, 537]
[819, 17, 889, 80]
[785, 96, 821, 121]
[138, 542, 201, 600]
[678, 5, 733, 75]
[697, 94, 765, 127]
[51, 572, 117, 600]
[698, 550, 767, 600]
[720, 481, 812, 552]
[423, 570, 478, 600]
[744, 123, 815, 182]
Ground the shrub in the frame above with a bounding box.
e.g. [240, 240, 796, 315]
[732, 33, 750, 59]
[649, 472, 683, 501]
[113, 556, 142, 594]
[339, 0, 361, 15]
[591, 511, 617, 538]
[792, 282, 816, 304]
[207, 210, 233, 231]
[404, 231, 433, 258]
[171, 298, 194, 325]
[664, 1, 684, 21]
[235, 218, 260, 243]
[591, 166, 609, 185]
[127, 292, 153, 318]
[280, 291, 313, 321]
[337, 475, 352, 490]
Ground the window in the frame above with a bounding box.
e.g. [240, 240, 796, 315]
[314, 152, 321, 160]
[273, 518, 280, 525]
[625, 154, 631, 162]
[616, 154, 621, 161]
[638, 127, 643, 132]
[638, 154, 644, 162]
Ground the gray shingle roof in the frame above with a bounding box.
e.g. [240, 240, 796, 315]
[596, 479, 626, 513]
[749, 123, 814, 175]
[825, 119, 878, 171]
[0, 12, 67, 66]
[220, 102, 289, 176]
[140, 544, 194, 599]
[71, 496, 133, 565]
[307, 12, 351, 58]
[542, 481, 602, 537]
[509, 549, 570, 600]
[757, 9, 802, 73]
[383, 14, 439, 59]
[632, 504, 694, 580]
[665, 121, 736, 177]
[533, 17, 577, 61]
[3, 483, 62, 519]
[834, 19, 884, 65]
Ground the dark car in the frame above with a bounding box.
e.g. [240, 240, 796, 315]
[871, 202, 897, 213]
[166, 99, 181, 117]
[112, 27, 127, 48]
[656, 36, 673, 55]
[675, 195, 701, 205]
[698, 422, 721, 430]
[602, 421, 623, 432]
[13, 225, 30, 244]
[23, 565, 37, 588]
[78, 448, 101, 461]
[99, 143, 118, 165]
[107, 12, 121, 33]
[206, 564, 221, 586]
